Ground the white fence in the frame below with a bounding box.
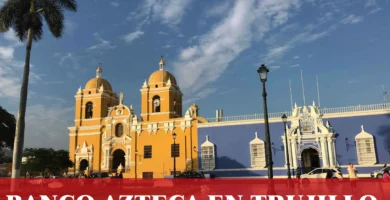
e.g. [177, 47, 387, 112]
[204, 103, 390, 123]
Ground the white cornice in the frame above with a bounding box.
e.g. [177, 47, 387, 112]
[69, 132, 102, 136]
[68, 125, 103, 131]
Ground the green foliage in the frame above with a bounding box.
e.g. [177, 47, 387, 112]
[0, 105, 16, 149]
[0, 0, 77, 40]
[22, 148, 74, 176]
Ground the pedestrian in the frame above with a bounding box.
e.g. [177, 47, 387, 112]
[383, 169, 390, 183]
[296, 167, 301, 179]
[347, 163, 358, 191]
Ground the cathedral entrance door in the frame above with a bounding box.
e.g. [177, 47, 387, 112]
[79, 159, 89, 172]
[112, 149, 125, 173]
[301, 148, 320, 174]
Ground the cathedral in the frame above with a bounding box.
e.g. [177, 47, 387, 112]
[69, 58, 390, 178]
[68, 58, 207, 178]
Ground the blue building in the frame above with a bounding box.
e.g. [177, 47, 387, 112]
[197, 102, 390, 178]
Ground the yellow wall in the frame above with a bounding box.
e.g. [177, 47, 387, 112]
[129, 120, 199, 178]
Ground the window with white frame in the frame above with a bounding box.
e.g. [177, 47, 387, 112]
[250, 132, 266, 168]
[201, 136, 215, 170]
[355, 125, 377, 165]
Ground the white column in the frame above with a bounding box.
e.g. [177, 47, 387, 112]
[327, 138, 335, 167]
[332, 139, 338, 166]
[283, 138, 288, 168]
[321, 137, 329, 167]
[125, 146, 131, 172]
[289, 139, 294, 168]
[291, 138, 298, 168]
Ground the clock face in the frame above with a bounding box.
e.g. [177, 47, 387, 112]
[153, 99, 160, 107]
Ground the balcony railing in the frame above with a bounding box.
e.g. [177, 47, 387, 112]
[203, 103, 390, 124]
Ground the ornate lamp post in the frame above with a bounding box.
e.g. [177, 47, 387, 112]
[173, 132, 177, 178]
[282, 114, 291, 179]
[257, 64, 273, 179]
[193, 146, 197, 171]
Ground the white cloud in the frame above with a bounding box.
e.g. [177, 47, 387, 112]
[162, 44, 173, 48]
[340, 15, 364, 24]
[365, 0, 377, 7]
[110, 2, 119, 7]
[24, 104, 73, 150]
[290, 64, 300, 68]
[123, 30, 144, 43]
[173, 0, 301, 94]
[293, 56, 299, 59]
[0, 46, 14, 60]
[183, 88, 217, 105]
[263, 45, 291, 63]
[3, 29, 23, 47]
[158, 31, 168, 35]
[261, 20, 335, 64]
[270, 66, 281, 69]
[64, 20, 77, 35]
[128, 0, 193, 27]
[368, 7, 382, 14]
[87, 33, 116, 51]
[205, 1, 232, 17]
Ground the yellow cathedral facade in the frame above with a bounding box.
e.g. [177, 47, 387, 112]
[68, 58, 207, 178]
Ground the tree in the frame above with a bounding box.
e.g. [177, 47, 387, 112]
[22, 148, 73, 176]
[0, 0, 77, 178]
[0, 105, 16, 149]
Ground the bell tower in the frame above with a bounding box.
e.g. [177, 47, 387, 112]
[140, 57, 183, 121]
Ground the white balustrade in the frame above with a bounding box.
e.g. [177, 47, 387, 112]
[204, 103, 390, 124]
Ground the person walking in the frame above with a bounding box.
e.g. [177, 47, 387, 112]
[383, 169, 390, 183]
[347, 163, 358, 192]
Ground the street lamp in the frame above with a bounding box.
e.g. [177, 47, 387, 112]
[257, 64, 273, 179]
[192, 146, 197, 171]
[282, 114, 291, 179]
[173, 132, 177, 178]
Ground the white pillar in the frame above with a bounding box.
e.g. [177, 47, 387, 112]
[289, 139, 294, 168]
[291, 138, 298, 168]
[321, 137, 329, 167]
[282, 138, 288, 168]
[327, 138, 335, 167]
[125, 146, 131, 172]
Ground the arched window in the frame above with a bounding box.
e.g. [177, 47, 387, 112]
[250, 132, 266, 168]
[355, 125, 377, 165]
[115, 123, 123, 137]
[201, 135, 215, 170]
[152, 96, 161, 113]
[85, 102, 93, 119]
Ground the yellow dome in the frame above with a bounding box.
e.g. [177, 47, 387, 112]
[85, 77, 113, 91]
[148, 69, 177, 85]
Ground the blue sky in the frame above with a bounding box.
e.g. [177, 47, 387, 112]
[0, 0, 389, 149]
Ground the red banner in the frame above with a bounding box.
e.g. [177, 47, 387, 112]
[0, 179, 389, 200]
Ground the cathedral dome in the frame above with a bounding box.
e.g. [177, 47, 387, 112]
[148, 69, 177, 85]
[85, 66, 113, 91]
[148, 57, 177, 85]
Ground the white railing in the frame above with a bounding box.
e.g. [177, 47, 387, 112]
[204, 103, 390, 123]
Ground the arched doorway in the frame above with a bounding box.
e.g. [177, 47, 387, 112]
[112, 149, 125, 172]
[301, 148, 320, 173]
[79, 159, 89, 171]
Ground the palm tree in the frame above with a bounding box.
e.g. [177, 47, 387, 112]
[0, 0, 77, 178]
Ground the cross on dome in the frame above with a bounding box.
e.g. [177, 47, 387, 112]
[159, 56, 165, 70]
[96, 63, 102, 78]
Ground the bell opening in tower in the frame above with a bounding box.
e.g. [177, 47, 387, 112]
[85, 102, 93, 119]
[153, 96, 161, 113]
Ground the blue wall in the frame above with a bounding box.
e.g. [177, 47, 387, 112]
[198, 113, 390, 177]
[325, 114, 390, 165]
[197, 122, 286, 169]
